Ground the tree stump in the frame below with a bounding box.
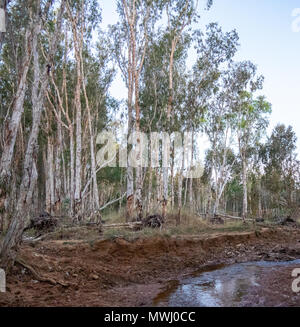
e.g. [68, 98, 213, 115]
[24, 212, 58, 233]
[142, 215, 164, 229]
[211, 215, 225, 225]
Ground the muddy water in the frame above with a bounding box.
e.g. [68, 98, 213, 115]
[153, 259, 300, 307]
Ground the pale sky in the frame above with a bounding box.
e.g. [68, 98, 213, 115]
[99, 0, 300, 155]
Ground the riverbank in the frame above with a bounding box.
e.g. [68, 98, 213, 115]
[0, 225, 300, 307]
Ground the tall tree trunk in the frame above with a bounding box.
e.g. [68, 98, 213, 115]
[0, 19, 43, 267]
[213, 194, 221, 216]
[74, 66, 82, 219]
[242, 157, 248, 222]
[206, 182, 212, 219]
[125, 2, 134, 222]
[189, 131, 194, 211]
[177, 144, 184, 225]
[162, 168, 169, 218]
[162, 40, 176, 220]
[156, 168, 161, 210]
[258, 176, 262, 218]
[170, 145, 175, 210]
[134, 69, 143, 221]
[54, 109, 62, 215]
[0, 27, 33, 189]
[47, 137, 55, 214]
[126, 68, 134, 221]
[147, 166, 153, 215]
[69, 127, 75, 215]
[184, 177, 188, 207]
[69, 8, 83, 221]
[0, 1, 64, 269]
[121, 0, 149, 221]
[81, 53, 100, 214]
[45, 150, 51, 213]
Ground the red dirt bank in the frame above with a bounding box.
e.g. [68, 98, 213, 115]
[0, 227, 300, 307]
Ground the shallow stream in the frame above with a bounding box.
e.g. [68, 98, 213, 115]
[153, 259, 300, 307]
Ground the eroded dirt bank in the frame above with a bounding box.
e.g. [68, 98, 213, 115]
[1, 227, 300, 307]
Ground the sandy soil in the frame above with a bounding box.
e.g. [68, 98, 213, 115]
[0, 226, 300, 307]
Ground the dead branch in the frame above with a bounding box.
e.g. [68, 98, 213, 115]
[98, 193, 126, 212]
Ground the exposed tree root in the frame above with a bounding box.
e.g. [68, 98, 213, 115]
[15, 257, 69, 287]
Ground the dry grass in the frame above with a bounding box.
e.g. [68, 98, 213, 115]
[102, 210, 125, 224]
[102, 209, 255, 241]
[19, 209, 259, 243]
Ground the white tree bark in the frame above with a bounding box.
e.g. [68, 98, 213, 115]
[177, 142, 185, 224]
[74, 55, 82, 218]
[47, 138, 55, 213]
[54, 108, 63, 214]
[242, 156, 248, 221]
[81, 55, 100, 212]
[0, 1, 65, 268]
[67, 2, 83, 219]
[0, 28, 33, 183]
[258, 177, 262, 218]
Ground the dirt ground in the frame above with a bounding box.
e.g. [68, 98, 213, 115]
[240, 265, 300, 307]
[0, 226, 300, 307]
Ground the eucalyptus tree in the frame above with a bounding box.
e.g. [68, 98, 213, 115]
[186, 23, 239, 216]
[160, 0, 208, 218]
[0, 0, 65, 269]
[80, 41, 116, 217]
[203, 147, 236, 214]
[204, 86, 236, 217]
[231, 72, 272, 220]
[110, 0, 158, 221]
[49, 32, 114, 218]
[262, 124, 299, 210]
[65, 0, 101, 219]
[0, 0, 60, 224]
[247, 141, 266, 218]
[0, 1, 39, 212]
[206, 93, 237, 216]
[139, 25, 194, 217]
[139, 30, 170, 213]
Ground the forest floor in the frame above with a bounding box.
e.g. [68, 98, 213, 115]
[1, 219, 300, 307]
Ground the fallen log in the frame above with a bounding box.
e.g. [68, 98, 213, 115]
[216, 213, 253, 222]
[103, 222, 143, 229]
[102, 216, 165, 230]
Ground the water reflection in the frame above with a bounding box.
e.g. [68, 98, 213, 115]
[154, 259, 300, 307]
